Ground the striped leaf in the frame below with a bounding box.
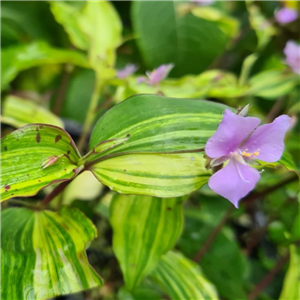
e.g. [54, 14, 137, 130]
[89, 95, 228, 156]
[1, 95, 64, 128]
[110, 194, 184, 291]
[1, 124, 81, 202]
[89, 95, 229, 197]
[1, 41, 89, 91]
[92, 153, 210, 197]
[279, 245, 300, 300]
[150, 251, 219, 300]
[1, 206, 103, 300]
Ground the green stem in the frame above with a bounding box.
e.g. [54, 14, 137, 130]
[238, 53, 258, 86]
[77, 76, 103, 152]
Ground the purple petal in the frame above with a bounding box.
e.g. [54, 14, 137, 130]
[275, 8, 298, 24]
[208, 158, 260, 207]
[241, 115, 291, 162]
[137, 76, 147, 84]
[117, 64, 138, 79]
[147, 63, 174, 85]
[284, 41, 300, 75]
[205, 109, 260, 158]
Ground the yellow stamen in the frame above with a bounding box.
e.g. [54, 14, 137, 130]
[241, 149, 260, 158]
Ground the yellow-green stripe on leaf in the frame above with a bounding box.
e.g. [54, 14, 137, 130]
[1, 124, 81, 202]
[89, 95, 229, 159]
[151, 251, 219, 300]
[91, 153, 210, 197]
[110, 194, 184, 291]
[1, 95, 64, 128]
[1, 206, 103, 300]
[89, 95, 229, 197]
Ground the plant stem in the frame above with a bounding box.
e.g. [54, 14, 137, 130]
[77, 76, 102, 152]
[40, 181, 71, 207]
[247, 252, 290, 300]
[53, 64, 72, 116]
[238, 53, 258, 86]
[242, 174, 298, 205]
[192, 175, 298, 262]
[193, 205, 235, 262]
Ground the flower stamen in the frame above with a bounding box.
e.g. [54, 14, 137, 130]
[241, 148, 260, 159]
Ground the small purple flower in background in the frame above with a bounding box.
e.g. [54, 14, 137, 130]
[137, 64, 174, 86]
[192, 0, 215, 6]
[284, 41, 300, 74]
[205, 109, 291, 207]
[275, 7, 298, 24]
[117, 64, 138, 79]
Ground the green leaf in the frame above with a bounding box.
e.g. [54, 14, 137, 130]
[1, 124, 81, 202]
[88, 95, 229, 197]
[1, 206, 103, 300]
[248, 70, 299, 100]
[1, 41, 90, 91]
[257, 151, 299, 174]
[118, 286, 163, 300]
[90, 95, 228, 155]
[279, 245, 300, 300]
[110, 194, 184, 291]
[178, 208, 248, 300]
[191, 6, 239, 38]
[50, 2, 90, 50]
[131, 1, 227, 77]
[245, 1, 276, 51]
[1, 95, 64, 128]
[51, 1, 122, 78]
[150, 251, 219, 300]
[91, 153, 210, 197]
[112, 70, 246, 102]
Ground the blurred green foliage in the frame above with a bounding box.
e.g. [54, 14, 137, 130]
[1, 1, 299, 300]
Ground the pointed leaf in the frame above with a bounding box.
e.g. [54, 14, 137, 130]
[89, 95, 228, 157]
[110, 194, 184, 291]
[150, 251, 219, 300]
[1, 95, 64, 128]
[279, 245, 300, 300]
[1, 41, 89, 91]
[131, 1, 228, 77]
[1, 124, 81, 202]
[89, 95, 228, 197]
[92, 153, 210, 197]
[1, 206, 103, 300]
[51, 1, 122, 78]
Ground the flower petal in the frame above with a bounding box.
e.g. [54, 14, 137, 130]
[242, 115, 291, 162]
[275, 7, 298, 24]
[117, 64, 138, 79]
[208, 158, 260, 207]
[147, 63, 174, 85]
[205, 109, 260, 158]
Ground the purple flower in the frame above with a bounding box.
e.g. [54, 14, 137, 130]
[275, 7, 298, 24]
[205, 110, 291, 207]
[117, 64, 138, 79]
[284, 41, 300, 75]
[137, 64, 174, 86]
[192, 0, 215, 6]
